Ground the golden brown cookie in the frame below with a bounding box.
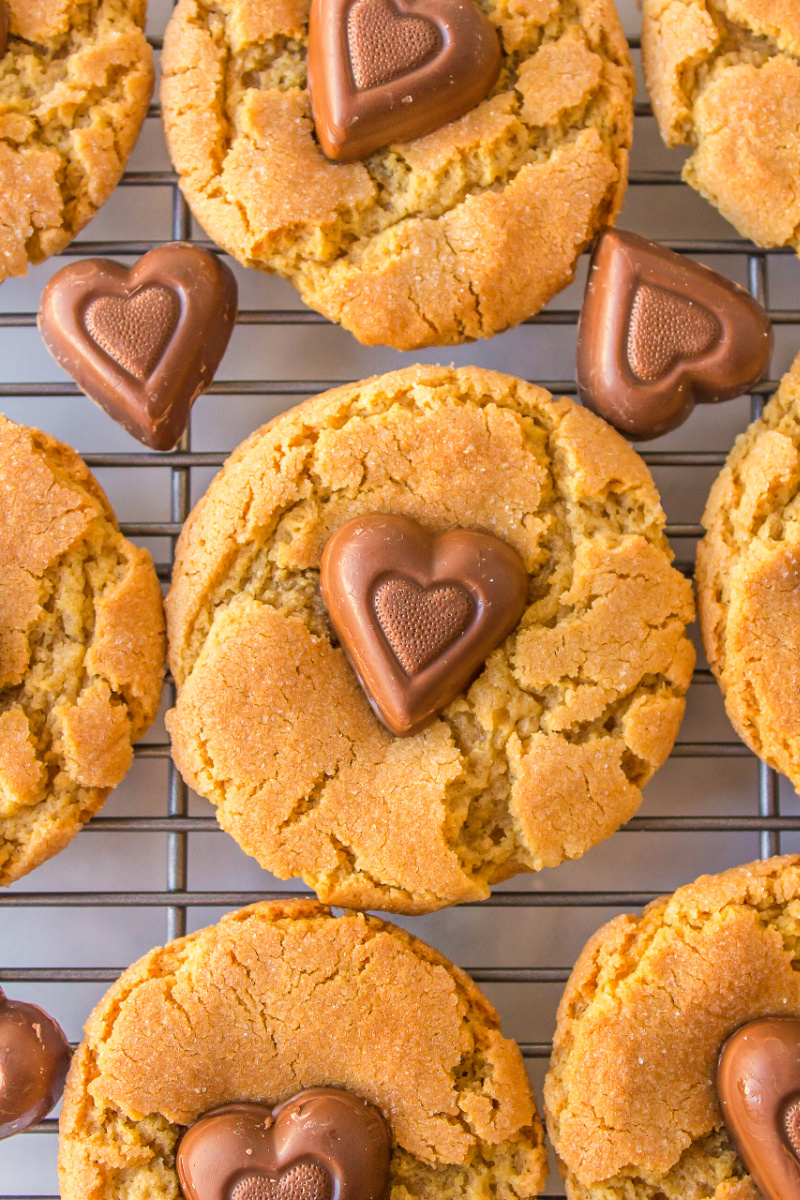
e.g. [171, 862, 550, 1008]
[159, 0, 634, 349]
[544, 854, 800, 1200]
[642, 0, 800, 250]
[165, 365, 695, 915]
[58, 898, 547, 1200]
[0, 415, 165, 884]
[0, 0, 153, 282]
[696, 349, 800, 787]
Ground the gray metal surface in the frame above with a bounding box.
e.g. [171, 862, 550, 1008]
[2, 0, 800, 1194]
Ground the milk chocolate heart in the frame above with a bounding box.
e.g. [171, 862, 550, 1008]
[717, 1017, 800, 1200]
[577, 229, 773, 439]
[176, 1088, 391, 1200]
[0, 986, 72, 1140]
[308, 0, 501, 161]
[38, 243, 238, 452]
[320, 514, 528, 736]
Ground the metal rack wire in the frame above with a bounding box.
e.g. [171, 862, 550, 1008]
[2, 9, 798, 1199]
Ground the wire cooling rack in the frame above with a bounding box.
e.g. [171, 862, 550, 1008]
[3, 0, 800, 1194]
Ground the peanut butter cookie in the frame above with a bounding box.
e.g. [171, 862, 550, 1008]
[0, 0, 153, 282]
[58, 898, 547, 1200]
[0, 416, 165, 884]
[642, 0, 800, 251]
[159, 0, 634, 349]
[545, 854, 800, 1200]
[165, 365, 695, 915]
[697, 349, 800, 788]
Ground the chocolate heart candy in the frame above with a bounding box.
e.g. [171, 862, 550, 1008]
[577, 229, 773, 439]
[320, 514, 528, 736]
[718, 1017, 800, 1200]
[38, 243, 238, 452]
[176, 1088, 390, 1200]
[0, 986, 72, 1140]
[308, 0, 501, 161]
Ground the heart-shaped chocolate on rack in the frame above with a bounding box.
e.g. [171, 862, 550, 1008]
[176, 1088, 390, 1200]
[718, 1017, 800, 1200]
[320, 514, 528, 736]
[38, 244, 238, 452]
[577, 229, 773, 439]
[308, 0, 501, 161]
[0, 986, 72, 1140]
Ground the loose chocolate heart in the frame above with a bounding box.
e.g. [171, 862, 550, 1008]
[320, 514, 528, 736]
[577, 229, 774, 439]
[717, 1017, 800, 1200]
[38, 243, 238, 452]
[308, 0, 501, 161]
[0, 986, 72, 1140]
[176, 1088, 390, 1200]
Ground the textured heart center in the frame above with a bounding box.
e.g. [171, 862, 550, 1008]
[231, 1163, 332, 1200]
[374, 578, 471, 674]
[347, 0, 441, 90]
[85, 286, 180, 381]
[627, 284, 719, 382]
[784, 1098, 800, 1159]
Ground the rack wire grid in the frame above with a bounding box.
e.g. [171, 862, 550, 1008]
[4, 0, 800, 1195]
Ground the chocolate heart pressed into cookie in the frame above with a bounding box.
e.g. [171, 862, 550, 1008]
[718, 1017, 800, 1200]
[308, 0, 501, 161]
[577, 229, 773, 439]
[176, 1088, 390, 1200]
[38, 243, 238, 452]
[320, 513, 528, 736]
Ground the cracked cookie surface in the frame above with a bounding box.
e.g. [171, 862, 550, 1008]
[697, 349, 800, 787]
[58, 898, 547, 1200]
[165, 365, 695, 915]
[642, 0, 800, 250]
[0, 0, 153, 282]
[544, 854, 800, 1200]
[0, 415, 165, 884]
[160, 0, 633, 349]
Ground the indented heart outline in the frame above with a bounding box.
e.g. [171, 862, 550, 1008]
[347, 0, 441, 90]
[718, 1017, 800, 1200]
[38, 244, 238, 452]
[231, 1161, 332, 1200]
[626, 284, 720, 382]
[176, 1090, 391, 1200]
[319, 514, 528, 736]
[576, 229, 773, 439]
[307, 0, 501, 161]
[373, 577, 472, 674]
[84, 285, 181, 382]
